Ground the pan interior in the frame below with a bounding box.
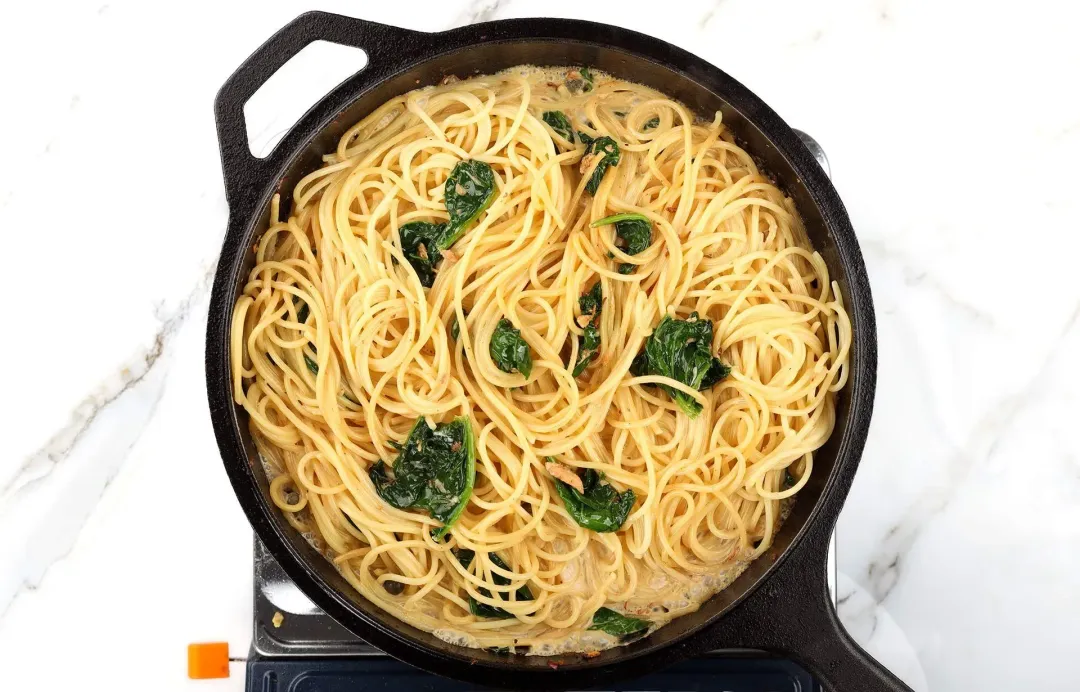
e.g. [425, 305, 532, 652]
[224, 37, 861, 671]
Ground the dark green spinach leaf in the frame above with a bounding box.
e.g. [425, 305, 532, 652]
[293, 295, 309, 324]
[644, 116, 660, 130]
[566, 67, 595, 94]
[397, 160, 495, 287]
[453, 547, 475, 567]
[615, 218, 651, 255]
[589, 607, 650, 639]
[573, 325, 601, 377]
[582, 136, 620, 195]
[450, 312, 465, 341]
[370, 417, 476, 541]
[442, 160, 497, 248]
[399, 220, 447, 288]
[490, 318, 532, 378]
[573, 282, 603, 377]
[631, 313, 730, 418]
[591, 213, 652, 274]
[579, 280, 602, 318]
[699, 356, 732, 390]
[552, 467, 635, 532]
[542, 111, 574, 144]
[455, 549, 533, 619]
[580, 67, 595, 92]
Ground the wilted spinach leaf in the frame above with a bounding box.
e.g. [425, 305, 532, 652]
[553, 468, 635, 532]
[592, 213, 652, 274]
[580, 66, 595, 92]
[579, 280, 602, 318]
[455, 549, 533, 619]
[399, 220, 447, 288]
[574, 325, 600, 377]
[615, 218, 651, 255]
[631, 313, 730, 418]
[450, 311, 468, 341]
[490, 318, 532, 378]
[542, 111, 574, 144]
[442, 160, 497, 248]
[453, 547, 475, 567]
[699, 356, 732, 390]
[582, 136, 620, 195]
[370, 417, 476, 541]
[397, 160, 495, 287]
[293, 295, 309, 324]
[589, 607, 650, 639]
[644, 116, 660, 130]
[573, 282, 603, 377]
[566, 67, 595, 94]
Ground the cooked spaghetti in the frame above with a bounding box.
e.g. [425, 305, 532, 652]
[230, 67, 851, 654]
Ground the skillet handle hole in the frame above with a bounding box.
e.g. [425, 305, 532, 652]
[243, 42, 369, 159]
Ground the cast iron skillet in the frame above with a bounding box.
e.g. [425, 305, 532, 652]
[206, 11, 909, 691]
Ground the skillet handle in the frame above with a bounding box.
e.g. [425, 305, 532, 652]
[699, 519, 913, 692]
[213, 11, 422, 207]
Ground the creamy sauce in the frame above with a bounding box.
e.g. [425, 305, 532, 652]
[248, 65, 815, 657]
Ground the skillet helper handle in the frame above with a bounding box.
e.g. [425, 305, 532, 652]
[701, 520, 913, 692]
[213, 11, 421, 207]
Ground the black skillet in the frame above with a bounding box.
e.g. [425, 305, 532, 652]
[206, 11, 909, 692]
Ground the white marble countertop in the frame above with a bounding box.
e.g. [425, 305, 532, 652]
[3, 0, 1079, 689]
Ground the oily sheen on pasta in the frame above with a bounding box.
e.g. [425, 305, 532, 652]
[230, 67, 851, 654]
